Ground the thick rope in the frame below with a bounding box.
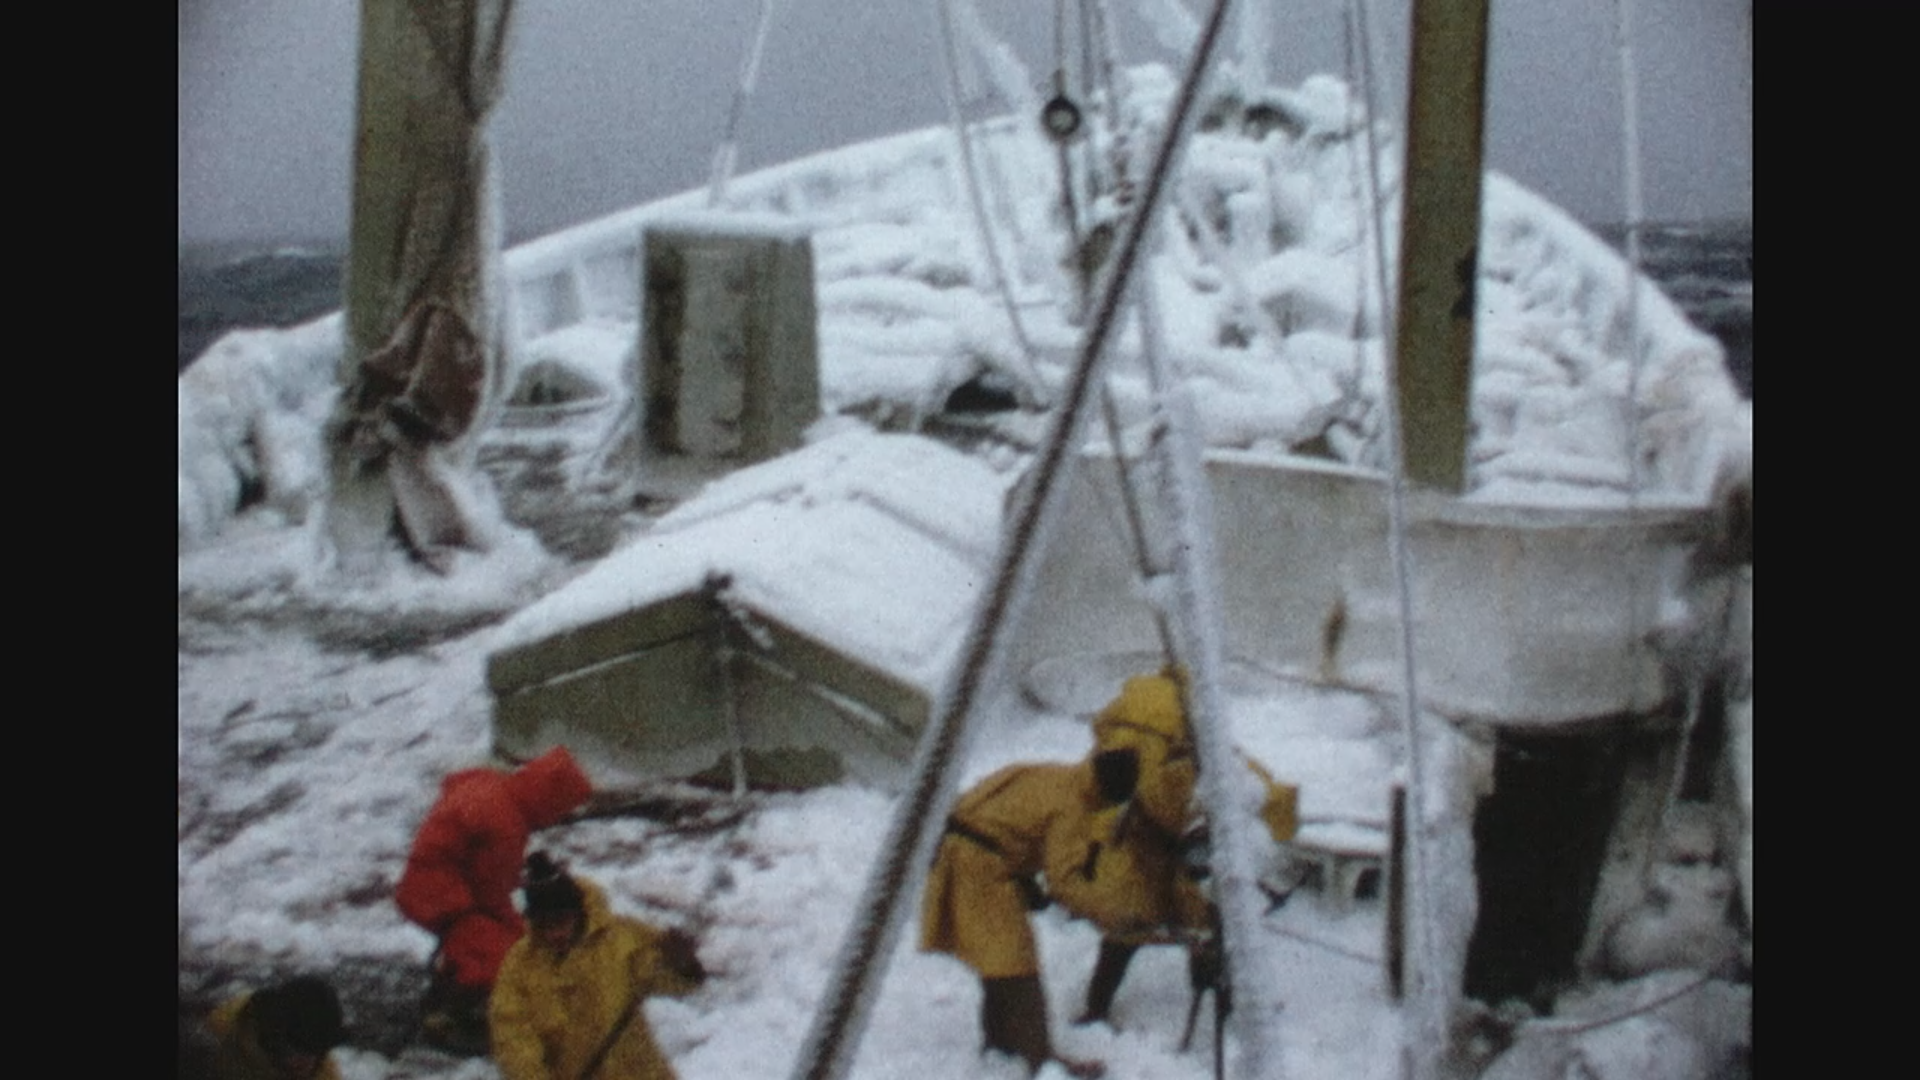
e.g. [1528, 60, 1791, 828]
[1522, 971, 1715, 1036]
[1087, 0, 1136, 206]
[1097, 381, 1178, 656]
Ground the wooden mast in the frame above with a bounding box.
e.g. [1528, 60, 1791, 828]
[1392, 0, 1490, 494]
[1382, 4, 1491, 1077]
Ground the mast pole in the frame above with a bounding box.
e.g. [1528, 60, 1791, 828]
[1383, 2, 1490, 1077]
[1615, 0, 1647, 498]
[1391, 0, 1490, 495]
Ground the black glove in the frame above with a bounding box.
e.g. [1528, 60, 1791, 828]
[1179, 820, 1212, 883]
[1187, 905, 1230, 1016]
[660, 927, 708, 984]
[1187, 934, 1222, 995]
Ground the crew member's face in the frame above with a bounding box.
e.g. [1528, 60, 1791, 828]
[268, 1047, 325, 1080]
[532, 911, 583, 955]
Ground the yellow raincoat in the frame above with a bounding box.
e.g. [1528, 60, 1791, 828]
[918, 759, 1209, 978]
[920, 673, 1307, 980]
[1090, 674, 1197, 837]
[1095, 673, 1302, 845]
[205, 992, 343, 1080]
[488, 881, 702, 1080]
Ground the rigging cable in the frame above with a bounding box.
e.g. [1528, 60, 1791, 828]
[1050, 0, 1090, 311]
[1614, 0, 1654, 708]
[1078, 0, 1096, 108]
[707, 0, 785, 207]
[935, 0, 1050, 405]
[1087, 0, 1136, 207]
[784, 3, 1240, 1076]
[1347, 2, 1447, 1076]
[1611, 0, 1699, 883]
[705, 574, 751, 798]
[1615, 0, 1648, 505]
[1096, 381, 1178, 657]
[1269, 922, 1385, 967]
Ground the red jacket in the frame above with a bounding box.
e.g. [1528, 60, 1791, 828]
[396, 747, 593, 989]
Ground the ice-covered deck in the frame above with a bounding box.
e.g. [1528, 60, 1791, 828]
[178, 68, 1751, 1079]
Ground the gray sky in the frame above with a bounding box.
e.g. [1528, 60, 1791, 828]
[178, 0, 1751, 247]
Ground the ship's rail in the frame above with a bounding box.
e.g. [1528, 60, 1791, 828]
[500, 119, 1025, 342]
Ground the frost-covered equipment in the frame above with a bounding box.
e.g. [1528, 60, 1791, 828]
[1016, 459, 1705, 723]
[640, 215, 820, 465]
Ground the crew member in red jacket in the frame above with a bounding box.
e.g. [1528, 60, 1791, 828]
[395, 745, 594, 1053]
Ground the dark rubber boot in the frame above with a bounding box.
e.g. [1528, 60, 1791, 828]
[981, 975, 1053, 1074]
[420, 971, 491, 1057]
[1074, 938, 1140, 1026]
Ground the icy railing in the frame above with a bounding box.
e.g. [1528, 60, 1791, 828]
[492, 72, 1747, 510]
[502, 122, 994, 339]
[182, 75, 1750, 553]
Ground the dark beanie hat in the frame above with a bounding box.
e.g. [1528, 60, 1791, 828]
[523, 852, 585, 919]
[252, 975, 345, 1055]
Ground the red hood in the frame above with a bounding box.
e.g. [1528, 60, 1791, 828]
[435, 766, 500, 802]
[504, 746, 593, 829]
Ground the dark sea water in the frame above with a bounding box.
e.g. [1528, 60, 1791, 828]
[1591, 219, 1752, 398]
[177, 242, 346, 373]
[177, 221, 1752, 397]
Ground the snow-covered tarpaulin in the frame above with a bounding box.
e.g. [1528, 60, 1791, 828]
[487, 425, 1016, 789]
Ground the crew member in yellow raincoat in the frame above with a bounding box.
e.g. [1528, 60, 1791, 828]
[919, 673, 1214, 1079]
[489, 853, 707, 1080]
[201, 975, 347, 1080]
